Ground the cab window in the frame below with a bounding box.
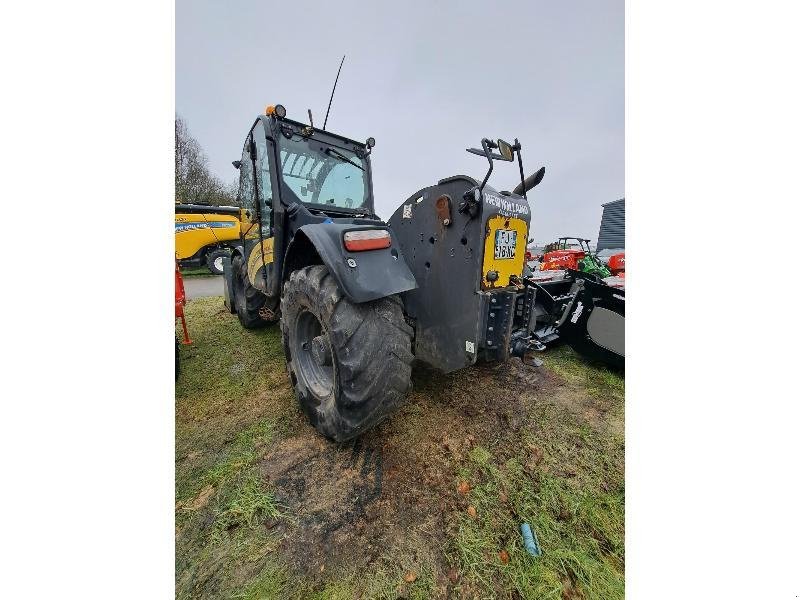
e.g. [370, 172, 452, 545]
[238, 137, 255, 210]
[278, 134, 368, 210]
[317, 162, 366, 210]
[252, 123, 273, 235]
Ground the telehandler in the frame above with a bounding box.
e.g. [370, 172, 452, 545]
[223, 104, 624, 441]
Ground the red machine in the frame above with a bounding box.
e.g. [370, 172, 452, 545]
[540, 237, 591, 271]
[525, 249, 541, 262]
[540, 248, 585, 271]
[175, 261, 192, 345]
[607, 252, 625, 276]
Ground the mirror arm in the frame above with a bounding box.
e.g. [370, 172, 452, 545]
[515, 138, 527, 200]
[467, 148, 508, 161]
[479, 138, 494, 192]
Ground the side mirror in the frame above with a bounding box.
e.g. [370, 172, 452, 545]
[232, 160, 242, 170]
[497, 139, 514, 161]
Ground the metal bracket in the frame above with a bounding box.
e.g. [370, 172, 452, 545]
[555, 279, 585, 328]
[485, 291, 516, 360]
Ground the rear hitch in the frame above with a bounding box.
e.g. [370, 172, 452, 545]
[528, 339, 546, 352]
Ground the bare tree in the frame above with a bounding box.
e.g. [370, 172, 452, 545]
[175, 115, 238, 206]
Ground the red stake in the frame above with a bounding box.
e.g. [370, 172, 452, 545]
[175, 260, 192, 345]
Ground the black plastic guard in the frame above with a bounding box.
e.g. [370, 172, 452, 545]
[295, 223, 417, 304]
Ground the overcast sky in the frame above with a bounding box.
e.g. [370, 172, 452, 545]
[176, 0, 623, 245]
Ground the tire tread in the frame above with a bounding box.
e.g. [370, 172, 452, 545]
[281, 265, 413, 441]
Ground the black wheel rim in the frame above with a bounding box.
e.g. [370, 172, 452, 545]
[293, 309, 334, 400]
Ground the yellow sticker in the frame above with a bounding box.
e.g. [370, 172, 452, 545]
[481, 215, 528, 289]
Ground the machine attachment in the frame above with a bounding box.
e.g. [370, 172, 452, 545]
[526, 270, 625, 369]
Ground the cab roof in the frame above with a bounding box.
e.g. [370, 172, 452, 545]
[262, 115, 368, 150]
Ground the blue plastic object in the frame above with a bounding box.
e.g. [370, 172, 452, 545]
[520, 523, 542, 556]
[322, 218, 334, 224]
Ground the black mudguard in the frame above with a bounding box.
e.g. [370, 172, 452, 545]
[286, 223, 417, 304]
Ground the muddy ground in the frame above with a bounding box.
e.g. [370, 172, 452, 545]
[176, 298, 624, 599]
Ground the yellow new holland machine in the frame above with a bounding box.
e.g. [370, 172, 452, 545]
[175, 203, 244, 274]
[222, 104, 625, 442]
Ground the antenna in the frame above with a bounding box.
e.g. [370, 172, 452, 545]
[323, 55, 345, 131]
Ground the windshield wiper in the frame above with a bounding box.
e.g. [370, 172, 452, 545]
[324, 148, 364, 171]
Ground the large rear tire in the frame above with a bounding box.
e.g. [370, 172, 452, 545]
[232, 254, 272, 329]
[281, 265, 413, 442]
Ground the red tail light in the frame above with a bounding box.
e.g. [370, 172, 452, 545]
[343, 229, 391, 252]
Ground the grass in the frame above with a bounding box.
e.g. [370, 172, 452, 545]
[451, 445, 624, 599]
[176, 296, 624, 599]
[231, 566, 289, 600]
[545, 345, 624, 402]
[232, 567, 436, 600]
[175, 297, 288, 431]
[176, 298, 295, 599]
[212, 469, 283, 538]
[181, 266, 217, 278]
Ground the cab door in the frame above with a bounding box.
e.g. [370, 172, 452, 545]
[239, 120, 278, 294]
